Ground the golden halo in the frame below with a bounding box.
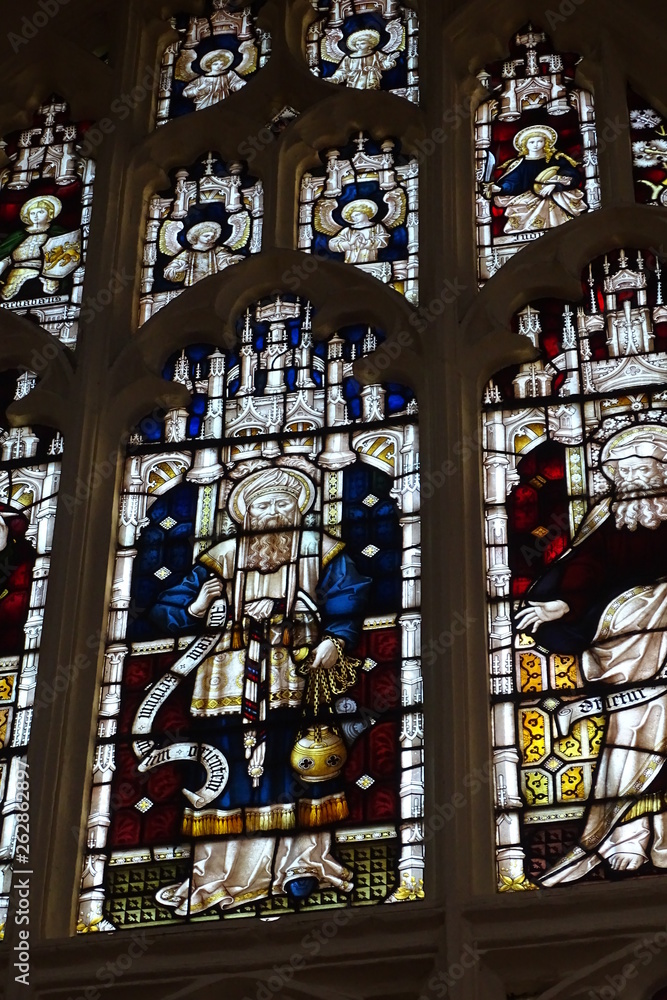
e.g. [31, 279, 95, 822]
[20, 195, 62, 225]
[513, 125, 558, 153]
[229, 468, 316, 523]
[200, 49, 234, 74]
[341, 199, 378, 223]
[347, 29, 381, 52]
[600, 424, 667, 479]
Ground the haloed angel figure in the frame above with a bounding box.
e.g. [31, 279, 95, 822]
[176, 44, 257, 112]
[316, 191, 405, 266]
[160, 216, 250, 288]
[327, 27, 400, 91]
[484, 125, 587, 234]
[0, 195, 81, 301]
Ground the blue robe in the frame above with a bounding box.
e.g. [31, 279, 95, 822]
[147, 547, 371, 818]
[495, 154, 581, 197]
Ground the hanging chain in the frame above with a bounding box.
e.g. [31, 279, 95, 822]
[299, 635, 361, 718]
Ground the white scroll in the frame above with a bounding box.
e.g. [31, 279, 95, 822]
[555, 685, 667, 737]
[132, 631, 229, 808]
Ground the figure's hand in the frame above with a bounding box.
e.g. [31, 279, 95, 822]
[309, 637, 339, 671]
[538, 183, 556, 198]
[0, 516, 9, 554]
[515, 600, 569, 633]
[188, 577, 224, 618]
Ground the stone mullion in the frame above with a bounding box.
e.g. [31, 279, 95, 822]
[29, 0, 158, 945]
[592, 32, 635, 208]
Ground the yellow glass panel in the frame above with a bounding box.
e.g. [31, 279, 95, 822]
[587, 716, 605, 757]
[560, 766, 585, 800]
[520, 652, 543, 693]
[523, 770, 550, 805]
[553, 654, 578, 690]
[0, 709, 9, 748]
[0, 676, 15, 702]
[555, 721, 583, 760]
[521, 708, 546, 764]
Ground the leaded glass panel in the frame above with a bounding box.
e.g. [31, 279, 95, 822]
[629, 88, 667, 208]
[475, 26, 600, 284]
[298, 133, 418, 304]
[307, 1, 418, 105]
[0, 97, 95, 347]
[0, 371, 62, 937]
[483, 249, 667, 889]
[78, 297, 422, 930]
[139, 153, 263, 326]
[156, 1, 270, 127]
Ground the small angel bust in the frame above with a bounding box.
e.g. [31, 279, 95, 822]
[176, 44, 257, 111]
[315, 191, 405, 265]
[325, 25, 402, 91]
[161, 217, 249, 287]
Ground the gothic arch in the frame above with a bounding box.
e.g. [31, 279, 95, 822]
[0, 51, 111, 141]
[128, 253, 424, 379]
[461, 209, 667, 379]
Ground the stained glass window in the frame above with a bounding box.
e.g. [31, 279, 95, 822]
[0, 370, 62, 937]
[298, 132, 418, 304]
[156, 1, 270, 127]
[483, 248, 667, 890]
[307, 1, 418, 105]
[629, 88, 667, 208]
[78, 296, 422, 931]
[0, 97, 95, 347]
[139, 152, 263, 325]
[475, 25, 600, 284]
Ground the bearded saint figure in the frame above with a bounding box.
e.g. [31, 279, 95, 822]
[148, 465, 371, 914]
[486, 125, 587, 235]
[328, 29, 398, 91]
[516, 427, 667, 884]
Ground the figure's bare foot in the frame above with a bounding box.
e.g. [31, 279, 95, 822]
[607, 852, 646, 871]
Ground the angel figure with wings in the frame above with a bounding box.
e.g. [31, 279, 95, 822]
[160, 216, 249, 287]
[325, 25, 403, 91]
[316, 192, 405, 266]
[176, 44, 257, 111]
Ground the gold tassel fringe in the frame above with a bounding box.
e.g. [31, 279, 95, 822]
[245, 804, 295, 832]
[181, 810, 243, 837]
[298, 793, 349, 828]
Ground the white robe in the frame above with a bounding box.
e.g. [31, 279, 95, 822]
[542, 581, 667, 885]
